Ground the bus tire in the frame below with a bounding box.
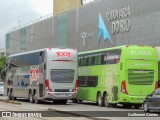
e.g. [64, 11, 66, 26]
[11, 92, 16, 100]
[97, 93, 103, 107]
[7, 90, 11, 100]
[29, 92, 34, 103]
[104, 93, 110, 107]
[143, 102, 150, 112]
[34, 91, 39, 104]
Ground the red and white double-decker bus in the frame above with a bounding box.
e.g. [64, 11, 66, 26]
[4, 48, 78, 104]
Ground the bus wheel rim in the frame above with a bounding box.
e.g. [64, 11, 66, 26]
[30, 94, 33, 102]
[104, 94, 109, 107]
[144, 103, 148, 111]
[98, 95, 101, 105]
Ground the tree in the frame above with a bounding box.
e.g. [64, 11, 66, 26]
[0, 56, 6, 81]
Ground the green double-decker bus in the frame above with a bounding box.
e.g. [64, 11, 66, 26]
[77, 45, 158, 108]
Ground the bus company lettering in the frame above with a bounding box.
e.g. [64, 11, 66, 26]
[29, 67, 39, 82]
[106, 6, 131, 35]
[131, 50, 152, 56]
[107, 55, 120, 60]
[56, 51, 71, 58]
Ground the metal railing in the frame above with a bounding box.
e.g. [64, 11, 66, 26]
[7, 13, 53, 33]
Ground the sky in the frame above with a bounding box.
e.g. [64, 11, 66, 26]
[0, 0, 53, 48]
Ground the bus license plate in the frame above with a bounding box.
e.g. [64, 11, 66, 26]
[59, 94, 66, 97]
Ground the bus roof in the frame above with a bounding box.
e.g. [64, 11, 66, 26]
[8, 48, 46, 58]
[8, 48, 76, 57]
[78, 45, 155, 55]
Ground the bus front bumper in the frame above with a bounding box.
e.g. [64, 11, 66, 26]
[46, 92, 77, 100]
[118, 93, 145, 104]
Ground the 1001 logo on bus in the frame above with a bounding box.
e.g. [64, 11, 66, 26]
[56, 51, 71, 58]
[29, 67, 39, 83]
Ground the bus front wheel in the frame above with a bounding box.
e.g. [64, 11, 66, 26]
[97, 93, 103, 107]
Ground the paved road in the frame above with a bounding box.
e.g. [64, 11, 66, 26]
[0, 96, 159, 120]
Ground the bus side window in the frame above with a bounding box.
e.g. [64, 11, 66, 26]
[81, 58, 87, 66]
[78, 76, 87, 87]
[87, 76, 98, 87]
[80, 58, 83, 66]
[94, 55, 101, 65]
[86, 57, 89, 66]
[39, 51, 45, 64]
[78, 59, 81, 66]
[88, 56, 93, 66]
[101, 54, 107, 64]
[44, 63, 46, 70]
[94, 56, 98, 65]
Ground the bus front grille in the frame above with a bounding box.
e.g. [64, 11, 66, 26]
[50, 69, 75, 83]
[128, 70, 154, 85]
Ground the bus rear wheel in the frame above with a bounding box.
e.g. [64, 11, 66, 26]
[29, 92, 34, 103]
[97, 93, 103, 107]
[34, 91, 39, 104]
[11, 92, 16, 100]
[143, 102, 150, 112]
[104, 94, 110, 107]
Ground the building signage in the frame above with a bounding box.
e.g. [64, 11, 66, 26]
[106, 6, 131, 35]
[81, 32, 96, 47]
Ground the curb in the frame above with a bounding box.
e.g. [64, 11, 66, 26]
[0, 98, 21, 105]
[48, 108, 109, 120]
